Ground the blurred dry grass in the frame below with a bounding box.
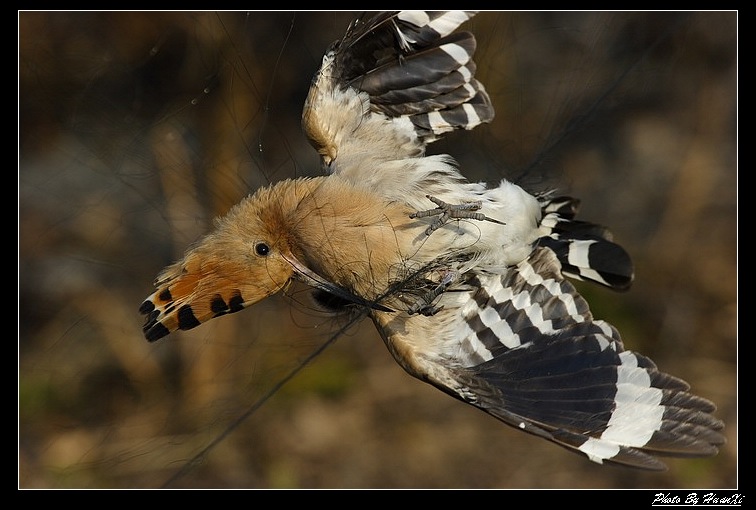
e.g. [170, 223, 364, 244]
[19, 11, 737, 489]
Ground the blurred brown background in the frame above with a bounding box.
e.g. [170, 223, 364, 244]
[19, 11, 737, 489]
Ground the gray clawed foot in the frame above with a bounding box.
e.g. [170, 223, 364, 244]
[406, 270, 458, 316]
[410, 195, 504, 235]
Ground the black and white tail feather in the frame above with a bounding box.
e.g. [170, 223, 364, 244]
[305, 11, 724, 470]
[537, 195, 634, 290]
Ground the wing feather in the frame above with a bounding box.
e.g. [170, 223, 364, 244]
[303, 11, 493, 170]
[372, 247, 724, 469]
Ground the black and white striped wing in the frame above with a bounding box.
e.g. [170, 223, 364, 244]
[303, 11, 493, 168]
[377, 247, 725, 470]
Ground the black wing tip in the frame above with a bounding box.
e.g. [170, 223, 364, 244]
[332, 11, 492, 138]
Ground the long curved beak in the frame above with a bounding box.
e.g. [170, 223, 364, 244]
[282, 253, 393, 312]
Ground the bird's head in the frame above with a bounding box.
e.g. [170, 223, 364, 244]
[139, 179, 390, 342]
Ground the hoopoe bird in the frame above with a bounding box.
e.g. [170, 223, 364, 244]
[139, 11, 725, 470]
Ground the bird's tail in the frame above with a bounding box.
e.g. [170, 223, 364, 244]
[536, 195, 635, 291]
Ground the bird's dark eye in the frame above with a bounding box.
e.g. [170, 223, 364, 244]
[254, 242, 270, 256]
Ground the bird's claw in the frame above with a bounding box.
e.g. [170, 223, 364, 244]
[406, 270, 457, 316]
[410, 195, 503, 235]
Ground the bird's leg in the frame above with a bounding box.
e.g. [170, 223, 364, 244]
[407, 269, 459, 316]
[410, 195, 505, 236]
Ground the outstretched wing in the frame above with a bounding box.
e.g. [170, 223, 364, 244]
[302, 11, 493, 171]
[372, 247, 724, 470]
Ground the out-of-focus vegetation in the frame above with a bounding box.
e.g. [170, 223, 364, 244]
[19, 11, 737, 489]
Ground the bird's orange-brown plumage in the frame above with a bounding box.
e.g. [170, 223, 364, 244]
[140, 176, 433, 341]
[140, 11, 724, 470]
